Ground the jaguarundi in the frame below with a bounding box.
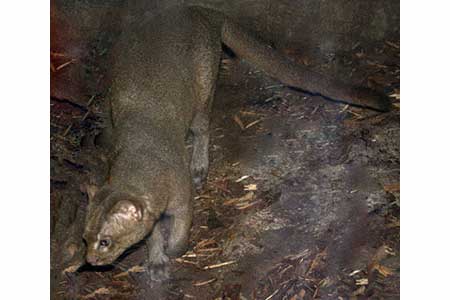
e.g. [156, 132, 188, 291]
[82, 5, 391, 280]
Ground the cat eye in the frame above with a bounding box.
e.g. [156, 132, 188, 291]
[99, 239, 111, 247]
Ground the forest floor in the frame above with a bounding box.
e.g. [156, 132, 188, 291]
[50, 9, 400, 299]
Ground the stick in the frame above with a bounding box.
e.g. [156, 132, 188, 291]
[193, 278, 217, 287]
[203, 260, 236, 270]
[56, 59, 76, 71]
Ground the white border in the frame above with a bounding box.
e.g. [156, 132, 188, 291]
[401, 1, 450, 299]
[0, 1, 50, 298]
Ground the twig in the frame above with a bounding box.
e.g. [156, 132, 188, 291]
[182, 252, 198, 258]
[240, 110, 264, 116]
[196, 247, 222, 253]
[339, 104, 349, 113]
[265, 84, 284, 89]
[62, 124, 73, 137]
[245, 119, 262, 129]
[285, 248, 310, 261]
[264, 95, 278, 103]
[51, 52, 69, 57]
[175, 258, 199, 266]
[244, 184, 257, 191]
[203, 260, 236, 270]
[233, 115, 245, 130]
[81, 287, 111, 299]
[224, 192, 254, 205]
[347, 109, 363, 118]
[236, 175, 250, 182]
[50, 122, 64, 129]
[81, 111, 90, 122]
[264, 289, 279, 300]
[236, 200, 260, 210]
[195, 239, 216, 249]
[313, 287, 320, 298]
[86, 94, 96, 106]
[355, 278, 369, 286]
[193, 278, 217, 286]
[279, 264, 293, 276]
[385, 41, 400, 49]
[194, 194, 213, 200]
[80, 95, 96, 122]
[112, 265, 146, 279]
[56, 59, 76, 71]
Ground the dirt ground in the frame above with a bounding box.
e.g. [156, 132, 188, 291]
[50, 3, 399, 300]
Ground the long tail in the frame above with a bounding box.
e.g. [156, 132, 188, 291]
[221, 19, 391, 112]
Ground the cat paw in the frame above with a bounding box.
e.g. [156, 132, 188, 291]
[191, 157, 209, 190]
[166, 242, 188, 258]
[192, 167, 208, 190]
[147, 253, 170, 282]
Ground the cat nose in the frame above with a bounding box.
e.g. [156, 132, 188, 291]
[86, 255, 99, 265]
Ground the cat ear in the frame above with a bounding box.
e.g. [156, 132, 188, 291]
[110, 200, 143, 221]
